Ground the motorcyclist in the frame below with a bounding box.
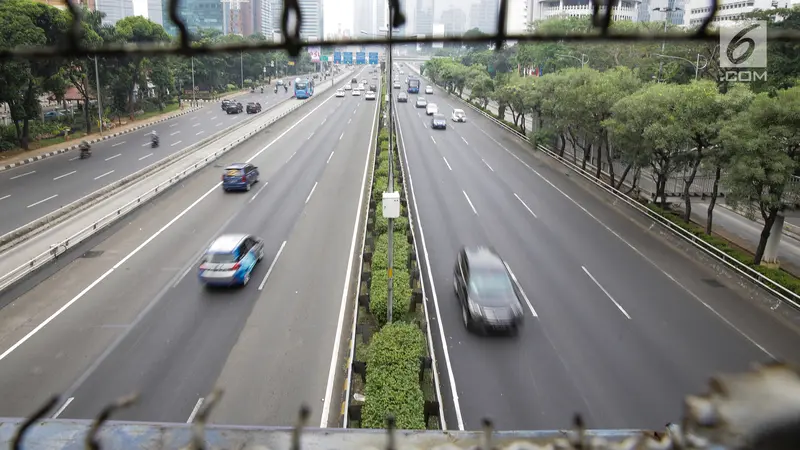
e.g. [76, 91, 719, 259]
[284, 84, 288, 93]
[274, 85, 278, 94]
[151, 130, 159, 146]
[79, 140, 91, 158]
[261, 87, 264, 93]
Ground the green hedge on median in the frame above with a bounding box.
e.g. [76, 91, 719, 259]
[357, 75, 429, 430]
[361, 322, 427, 429]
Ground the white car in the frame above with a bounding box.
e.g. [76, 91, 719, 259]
[425, 103, 438, 116]
[365, 91, 376, 100]
[352, 89, 361, 96]
[344, 84, 352, 91]
[362, 79, 368, 84]
[335, 89, 345, 97]
[425, 85, 434, 94]
[452, 109, 467, 122]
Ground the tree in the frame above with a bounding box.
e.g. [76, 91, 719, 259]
[113, 16, 169, 117]
[744, 6, 800, 94]
[604, 83, 692, 206]
[720, 87, 800, 264]
[462, 28, 490, 52]
[63, 7, 104, 133]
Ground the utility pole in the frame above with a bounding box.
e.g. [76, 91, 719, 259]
[93, 56, 103, 134]
[240, 52, 244, 89]
[386, 12, 395, 323]
[191, 56, 197, 106]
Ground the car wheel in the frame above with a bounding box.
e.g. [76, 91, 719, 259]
[242, 271, 250, 286]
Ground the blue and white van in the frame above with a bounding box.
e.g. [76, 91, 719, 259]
[198, 234, 265, 287]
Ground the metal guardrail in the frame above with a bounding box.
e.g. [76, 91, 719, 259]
[2, 362, 800, 449]
[0, 71, 356, 293]
[417, 72, 800, 312]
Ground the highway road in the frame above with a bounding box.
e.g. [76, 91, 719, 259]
[0, 88, 295, 237]
[393, 83, 800, 431]
[0, 67, 378, 426]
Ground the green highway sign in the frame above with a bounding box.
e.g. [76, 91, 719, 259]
[321, 56, 329, 62]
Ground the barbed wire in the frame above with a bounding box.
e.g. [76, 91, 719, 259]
[2, 361, 799, 449]
[2, 0, 800, 61]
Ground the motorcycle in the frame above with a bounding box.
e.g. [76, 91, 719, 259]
[261, 88, 264, 94]
[274, 87, 278, 94]
[284, 85, 288, 93]
[79, 147, 91, 159]
[151, 137, 159, 148]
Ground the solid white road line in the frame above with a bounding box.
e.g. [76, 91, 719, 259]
[514, 193, 537, 219]
[27, 194, 58, 208]
[105, 154, 121, 161]
[94, 170, 114, 180]
[53, 171, 77, 181]
[0, 195, 9, 201]
[0, 84, 341, 365]
[52, 397, 74, 418]
[139, 153, 153, 161]
[186, 398, 203, 423]
[320, 92, 379, 428]
[582, 266, 631, 319]
[305, 181, 318, 204]
[258, 241, 286, 291]
[170, 140, 183, 147]
[112, 141, 126, 147]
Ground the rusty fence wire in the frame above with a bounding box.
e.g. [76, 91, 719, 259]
[1, 362, 800, 449]
[3, 0, 800, 62]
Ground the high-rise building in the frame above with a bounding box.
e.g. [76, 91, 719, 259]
[96, 0, 135, 25]
[270, 0, 282, 33]
[162, 0, 224, 36]
[259, 0, 275, 38]
[528, 0, 641, 22]
[415, 0, 434, 36]
[505, 0, 529, 33]
[469, 0, 498, 33]
[354, 0, 376, 37]
[440, 8, 466, 34]
[147, 0, 163, 25]
[298, 0, 323, 41]
[684, 0, 790, 26]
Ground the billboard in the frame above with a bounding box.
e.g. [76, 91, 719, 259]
[334, 52, 342, 63]
[307, 46, 321, 63]
[343, 52, 353, 64]
[356, 52, 366, 65]
[368, 52, 378, 64]
[432, 24, 445, 49]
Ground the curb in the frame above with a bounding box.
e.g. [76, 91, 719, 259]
[0, 106, 205, 172]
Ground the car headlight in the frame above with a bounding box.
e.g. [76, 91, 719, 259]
[511, 302, 523, 316]
[468, 299, 481, 316]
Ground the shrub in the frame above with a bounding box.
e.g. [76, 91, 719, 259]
[374, 214, 408, 236]
[361, 323, 427, 429]
[370, 269, 412, 326]
[372, 232, 410, 272]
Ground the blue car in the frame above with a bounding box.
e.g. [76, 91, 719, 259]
[222, 163, 259, 191]
[198, 234, 265, 287]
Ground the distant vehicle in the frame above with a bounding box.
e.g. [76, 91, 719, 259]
[294, 78, 314, 99]
[452, 109, 467, 122]
[362, 79, 368, 84]
[425, 103, 438, 115]
[393, 81, 401, 89]
[415, 97, 427, 108]
[246, 102, 262, 114]
[336, 89, 346, 97]
[453, 246, 524, 335]
[369, 84, 377, 92]
[225, 102, 243, 114]
[397, 92, 408, 102]
[431, 113, 447, 129]
[276, 79, 284, 86]
[408, 77, 420, 94]
[365, 91, 376, 100]
[43, 110, 66, 120]
[221, 162, 260, 192]
[198, 234, 265, 287]
[372, 75, 377, 80]
[352, 88, 361, 96]
[351, 78, 358, 84]
[344, 84, 352, 90]
[425, 85, 434, 94]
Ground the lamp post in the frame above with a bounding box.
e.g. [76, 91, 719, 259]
[90, 56, 103, 134]
[191, 56, 197, 106]
[655, 53, 708, 80]
[240, 51, 244, 89]
[555, 53, 589, 68]
[652, 7, 683, 82]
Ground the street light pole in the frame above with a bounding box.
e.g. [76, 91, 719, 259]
[386, 16, 395, 323]
[653, 6, 682, 83]
[191, 56, 197, 106]
[93, 56, 103, 134]
[240, 52, 244, 89]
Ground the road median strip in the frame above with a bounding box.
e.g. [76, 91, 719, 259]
[343, 75, 442, 430]
[0, 70, 356, 293]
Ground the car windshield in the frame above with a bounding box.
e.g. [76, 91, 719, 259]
[204, 253, 236, 264]
[296, 82, 307, 89]
[433, 114, 445, 120]
[468, 269, 516, 306]
[455, 110, 465, 116]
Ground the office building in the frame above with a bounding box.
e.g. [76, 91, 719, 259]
[505, 0, 529, 33]
[297, 0, 323, 41]
[440, 7, 467, 34]
[684, 0, 791, 27]
[528, 0, 641, 22]
[96, 0, 135, 24]
[259, 0, 276, 38]
[469, 0, 498, 33]
[416, 0, 434, 35]
[162, 0, 224, 36]
[147, 0, 163, 25]
[354, 0, 376, 36]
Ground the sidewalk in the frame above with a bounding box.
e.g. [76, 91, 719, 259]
[0, 89, 249, 170]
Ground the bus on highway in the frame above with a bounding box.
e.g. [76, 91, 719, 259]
[407, 77, 420, 94]
[294, 77, 314, 99]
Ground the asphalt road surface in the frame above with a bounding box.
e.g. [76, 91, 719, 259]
[0, 89, 294, 237]
[394, 84, 800, 431]
[0, 67, 378, 426]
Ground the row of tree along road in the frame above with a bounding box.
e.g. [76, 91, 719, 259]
[420, 11, 800, 293]
[0, 0, 317, 152]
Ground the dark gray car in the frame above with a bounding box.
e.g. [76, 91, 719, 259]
[453, 247, 524, 335]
